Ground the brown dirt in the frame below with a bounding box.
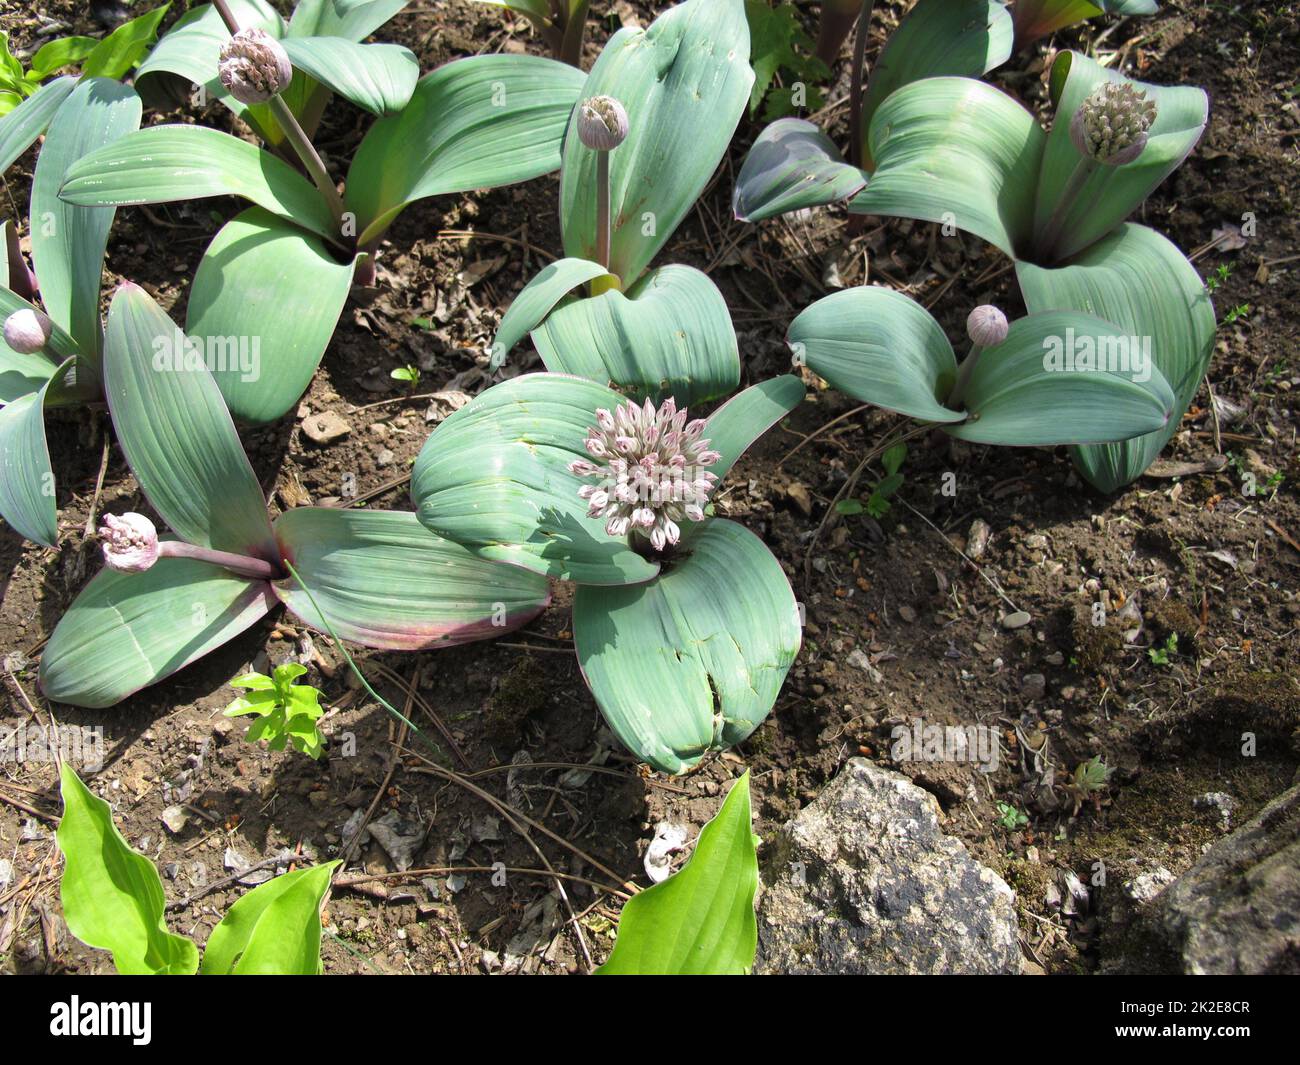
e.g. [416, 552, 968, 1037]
[1, 0, 1297, 975]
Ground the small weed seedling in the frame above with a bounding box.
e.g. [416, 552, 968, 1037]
[1148, 632, 1177, 666]
[996, 801, 1029, 831]
[225, 662, 327, 759]
[1063, 756, 1113, 816]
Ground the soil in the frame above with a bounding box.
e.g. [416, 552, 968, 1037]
[1, 0, 1297, 975]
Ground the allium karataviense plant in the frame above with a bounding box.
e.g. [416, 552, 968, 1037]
[410, 371, 806, 774]
[39, 285, 550, 709]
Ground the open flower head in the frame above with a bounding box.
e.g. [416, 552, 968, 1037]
[99, 512, 160, 573]
[218, 28, 292, 106]
[569, 397, 721, 552]
[1069, 81, 1158, 166]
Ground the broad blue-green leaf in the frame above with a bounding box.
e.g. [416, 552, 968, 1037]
[860, 0, 1014, 166]
[598, 772, 758, 973]
[701, 374, 805, 481]
[288, 0, 410, 40]
[732, 118, 866, 224]
[347, 55, 586, 246]
[560, 0, 754, 284]
[787, 286, 965, 423]
[187, 208, 355, 425]
[1031, 51, 1208, 262]
[532, 265, 740, 407]
[30, 78, 141, 358]
[849, 77, 1045, 259]
[273, 507, 551, 650]
[81, 3, 171, 80]
[280, 37, 418, 117]
[103, 284, 278, 559]
[574, 519, 799, 774]
[57, 764, 199, 974]
[491, 257, 609, 369]
[40, 556, 277, 708]
[60, 125, 339, 243]
[411, 373, 660, 586]
[1013, 0, 1159, 46]
[0, 361, 71, 546]
[200, 861, 341, 975]
[943, 309, 1175, 446]
[0, 74, 76, 173]
[1018, 222, 1215, 490]
[0, 290, 72, 403]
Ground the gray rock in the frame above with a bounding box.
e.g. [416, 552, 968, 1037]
[756, 759, 1021, 974]
[1104, 782, 1300, 974]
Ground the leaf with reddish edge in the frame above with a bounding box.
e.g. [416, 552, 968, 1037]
[273, 507, 551, 651]
[39, 556, 277, 709]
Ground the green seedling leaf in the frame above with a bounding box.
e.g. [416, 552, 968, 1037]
[81, 3, 171, 80]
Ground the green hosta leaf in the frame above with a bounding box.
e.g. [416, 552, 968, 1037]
[1031, 51, 1208, 263]
[787, 286, 965, 424]
[200, 861, 341, 975]
[103, 284, 278, 559]
[850, 77, 1045, 259]
[31, 78, 141, 359]
[411, 373, 660, 586]
[560, 0, 754, 284]
[273, 507, 551, 650]
[29, 38, 98, 80]
[574, 519, 800, 774]
[288, 0, 411, 40]
[280, 37, 418, 117]
[40, 556, 276, 709]
[745, 0, 828, 117]
[532, 265, 740, 407]
[60, 125, 339, 243]
[859, 0, 1014, 166]
[732, 118, 866, 223]
[346, 55, 585, 246]
[1017, 222, 1215, 491]
[944, 309, 1174, 446]
[57, 765, 199, 974]
[187, 208, 355, 424]
[598, 771, 758, 974]
[701, 374, 806, 481]
[81, 3, 171, 80]
[0, 360, 71, 546]
[491, 257, 609, 369]
[0, 74, 76, 173]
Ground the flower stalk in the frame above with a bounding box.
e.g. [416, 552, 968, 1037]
[947, 305, 1008, 410]
[848, 1, 875, 171]
[577, 95, 629, 279]
[99, 513, 282, 581]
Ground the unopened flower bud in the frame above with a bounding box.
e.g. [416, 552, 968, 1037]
[1069, 81, 1157, 166]
[99, 512, 160, 573]
[218, 28, 292, 106]
[577, 95, 629, 151]
[3, 307, 53, 354]
[966, 305, 1009, 348]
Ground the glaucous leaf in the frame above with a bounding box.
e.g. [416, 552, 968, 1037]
[859, 0, 1014, 166]
[288, 0, 411, 40]
[1031, 51, 1208, 262]
[732, 117, 866, 224]
[200, 861, 341, 975]
[186, 208, 355, 424]
[57, 764, 199, 975]
[787, 286, 965, 423]
[411, 373, 661, 585]
[102, 284, 278, 559]
[273, 507, 551, 650]
[559, 0, 754, 284]
[701, 374, 806, 481]
[0, 289, 72, 403]
[346, 55, 586, 246]
[0, 74, 76, 173]
[1017, 222, 1215, 490]
[490, 257, 609, 369]
[60, 125, 339, 243]
[573, 519, 800, 774]
[31, 78, 141, 359]
[280, 37, 418, 117]
[0, 360, 69, 546]
[531, 265, 741, 407]
[849, 77, 1045, 259]
[597, 772, 757, 974]
[943, 309, 1175, 446]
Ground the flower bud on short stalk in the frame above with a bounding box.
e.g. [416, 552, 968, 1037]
[948, 304, 1008, 410]
[99, 511, 282, 581]
[578, 95, 628, 274]
[569, 396, 720, 553]
[3, 307, 53, 354]
[218, 28, 292, 106]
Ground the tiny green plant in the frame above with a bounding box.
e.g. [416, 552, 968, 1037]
[835, 440, 906, 519]
[391, 363, 421, 388]
[996, 801, 1029, 831]
[57, 764, 339, 974]
[225, 662, 327, 759]
[1062, 755, 1113, 816]
[1221, 303, 1250, 326]
[745, 0, 829, 121]
[1148, 632, 1178, 666]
